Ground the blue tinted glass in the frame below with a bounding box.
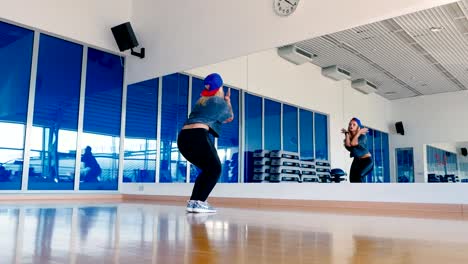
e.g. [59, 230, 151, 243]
[160, 74, 188, 183]
[382, 132, 390, 182]
[81, 48, 124, 190]
[373, 130, 383, 183]
[365, 129, 374, 183]
[28, 34, 82, 190]
[300, 109, 314, 161]
[244, 93, 262, 182]
[427, 146, 444, 178]
[264, 99, 281, 151]
[218, 86, 239, 183]
[283, 104, 298, 152]
[396, 148, 414, 183]
[191, 77, 204, 108]
[123, 78, 159, 183]
[314, 113, 328, 161]
[0, 21, 34, 190]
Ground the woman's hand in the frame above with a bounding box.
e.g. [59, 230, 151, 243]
[341, 128, 348, 134]
[223, 117, 234, 123]
[359, 127, 369, 135]
[224, 87, 231, 103]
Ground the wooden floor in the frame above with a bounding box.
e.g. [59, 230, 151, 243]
[1, 201, 468, 264]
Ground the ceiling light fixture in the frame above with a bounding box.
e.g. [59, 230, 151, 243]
[429, 26, 444, 32]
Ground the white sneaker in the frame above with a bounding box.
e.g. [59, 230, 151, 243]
[192, 201, 217, 213]
[186, 200, 196, 213]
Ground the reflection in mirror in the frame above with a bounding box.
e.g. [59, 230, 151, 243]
[426, 142, 468, 183]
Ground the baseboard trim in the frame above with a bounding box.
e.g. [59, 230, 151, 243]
[122, 194, 467, 214]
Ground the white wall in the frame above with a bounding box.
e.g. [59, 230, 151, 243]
[127, 0, 458, 84]
[390, 91, 468, 182]
[0, 0, 132, 52]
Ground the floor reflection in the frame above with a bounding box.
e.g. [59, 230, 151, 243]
[1, 202, 468, 263]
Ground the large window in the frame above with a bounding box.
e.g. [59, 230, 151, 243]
[282, 104, 298, 152]
[264, 99, 281, 151]
[244, 93, 262, 182]
[0, 21, 34, 190]
[123, 79, 159, 183]
[300, 109, 314, 161]
[363, 128, 390, 183]
[396, 148, 414, 183]
[159, 74, 188, 183]
[28, 34, 83, 190]
[382, 133, 390, 182]
[314, 113, 328, 161]
[81, 48, 124, 190]
[217, 86, 240, 183]
[427, 145, 458, 183]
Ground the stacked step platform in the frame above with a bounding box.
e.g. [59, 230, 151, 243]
[252, 150, 271, 182]
[251, 149, 334, 183]
[315, 160, 331, 183]
[300, 160, 319, 182]
[269, 150, 301, 182]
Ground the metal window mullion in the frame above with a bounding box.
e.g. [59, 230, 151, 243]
[74, 46, 87, 191]
[186, 77, 192, 183]
[21, 31, 39, 191]
[297, 108, 300, 157]
[117, 56, 128, 190]
[155, 78, 163, 183]
[280, 104, 283, 150]
[239, 91, 245, 183]
[261, 98, 265, 150]
[312, 112, 315, 160]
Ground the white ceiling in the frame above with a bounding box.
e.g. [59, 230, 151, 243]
[126, 0, 459, 84]
[296, 0, 468, 100]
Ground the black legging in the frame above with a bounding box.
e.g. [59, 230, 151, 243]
[349, 157, 374, 183]
[177, 128, 222, 201]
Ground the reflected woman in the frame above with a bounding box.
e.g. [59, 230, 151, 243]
[342, 118, 374, 183]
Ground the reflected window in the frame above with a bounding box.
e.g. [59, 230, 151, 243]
[244, 93, 262, 183]
[314, 113, 328, 161]
[427, 145, 458, 183]
[0, 21, 34, 190]
[300, 109, 314, 161]
[217, 86, 239, 183]
[396, 148, 414, 183]
[283, 104, 298, 152]
[160, 74, 188, 183]
[81, 48, 123, 190]
[28, 34, 82, 190]
[123, 79, 159, 183]
[264, 99, 281, 151]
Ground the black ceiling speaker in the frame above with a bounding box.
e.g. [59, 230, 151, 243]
[461, 147, 467, 156]
[395, 121, 404, 135]
[111, 22, 145, 59]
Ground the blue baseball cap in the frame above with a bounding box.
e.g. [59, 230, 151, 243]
[201, 73, 223, 96]
[351, 117, 362, 127]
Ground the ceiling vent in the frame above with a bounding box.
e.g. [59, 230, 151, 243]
[351, 79, 378, 94]
[277, 45, 316, 65]
[321, 65, 352, 81]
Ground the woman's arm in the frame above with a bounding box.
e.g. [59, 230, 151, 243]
[342, 129, 351, 147]
[223, 88, 234, 123]
[350, 128, 368, 146]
